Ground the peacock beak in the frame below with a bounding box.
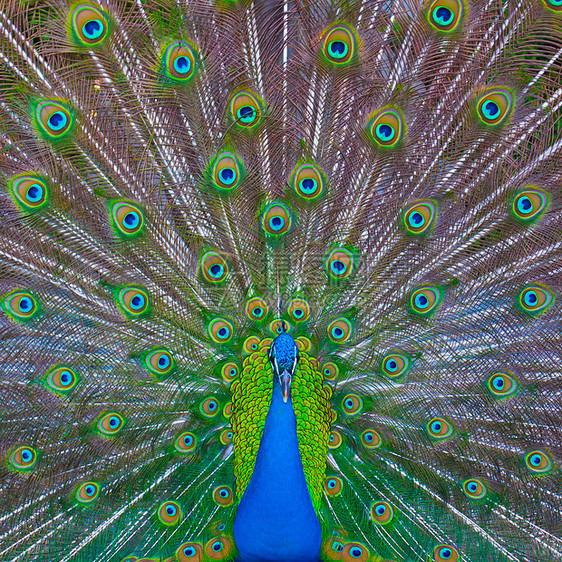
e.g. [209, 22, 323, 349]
[279, 370, 292, 403]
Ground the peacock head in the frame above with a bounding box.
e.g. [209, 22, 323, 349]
[268, 321, 299, 403]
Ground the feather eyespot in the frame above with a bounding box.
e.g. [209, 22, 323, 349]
[97, 412, 125, 436]
[45, 366, 78, 394]
[512, 187, 549, 221]
[212, 152, 242, 191]
[324, 476, 343, 497]
[222, 402, 233, 418]
[518, 286, 553, 315]
[117, 286, 149, 317]
[427, 417, 454, 439]
[175, 431, 196, 453]
[288, 298, 310, 322]
[428, 0, 463, 32]
[322, 362, 339, 381]
[8, 446, 38, 471]
[292, 162, 325, 199]
[371, 501, 394, 525]
[368, 108, 404, 147]
[476, 89, 513, 126]
[71, 4, 109, 46]
[208, 318, 233, 343]
[545, 0, 562, 11]
[404, 201, 437, 235]
[145, 348, 174, 376]
[261, 201, 292, 236]
[205, 535, 233, 559]
[158, 501, 182, 526]
[10, 175, 49, 211]
[200, 397, 220, 418]
[163, 40, 198, 82]
[326, 248, 354, 279]
[35, 100, 73, 139]
[486, 372, 518, 398]
[328, 430, 342, 449]
[361, 429, 382, 449]
[221, 362, 239, 383]
[76, 482, 100, 504]
[433, 545, 459, 562]
[110, 201, 144, 237]
[321, 25, 357, 65]
[341, 393, 363, 416]
[201, 251, 229, 283]
[243, 335, 261, 353]
[327, 318, 352, 343]
[220, 429, 233, 445]
[177, 542, 203, 561]
[296, 336, 312, 352]
[212, 485, 233, 507]
[525, 450, 553, 474]
[3, 290, 39, 321]
[410, 286, 441, 315]
[381, 353, 410, 378]
[462, 478, 487, 499]
[269, 318, 293, 335]
[245, 296, 268, 321]
[230, 91, 263, 128]
[342, 542, 370, 561]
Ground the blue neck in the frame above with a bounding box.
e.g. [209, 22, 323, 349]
[233, 382, 321, 562]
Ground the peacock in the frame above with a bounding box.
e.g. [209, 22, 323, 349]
[1, 0, 561, 560]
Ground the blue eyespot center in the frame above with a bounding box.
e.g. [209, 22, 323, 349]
[124, 212, 139, 227]
[174, 56, 191, 74]
[410, 212, 424, 226]
[269, 216, 283, 230]
[376, 123, 393, 140]
[48, 112, 67, 130]
[238, 106, 255, 123]
[531, 454, 541, 466]
[331, 260, 345, 273]
[350, 547, 363, 558]
[184, 546, 196, 556]
[218, 327, 228, 338]
[19, 298, 31, 311]
[332, 327, 343, 337]
[518, 197, 532, 213]
[220, 489, 228, 497]
[212, 541, 223, 551]
[184, 435, 193, 445]
[219, 168, 235, 184]
[83, 19, 103, 39]
[300, 178, 316, 193]
[209, 401, 217, 411]
[22, 450, 31, 460]
[26, 184, 43, 202]
[210, 264, 224, 278]
[329, 41, 348, 58]
[434, 6, 454, 25]
[493, 377, 504, 389]
[332, 541, 344, 552]
[432, 422, 442, 432]
[131, 295, 145, 309]
[365, 432, 373, 442]
[86, 485, 94, 495]
[524, 291, 538, 305]
[468, 482, 477, 491]
[416, 294, 428, 307]
[253, 307, 263, 316]
[109, 416, 119, 427]
[387, 359, 397, 371]
[167, 505, 176, 515]
[441, 548, 452, 559]
[484, 101, 499, 117]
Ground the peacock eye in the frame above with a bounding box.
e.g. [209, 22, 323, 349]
[427, 0, 463, 32]
[245, 297, 268, 321]
[208, 318, 233, 343]
[76, 482, 100, 503]
[404, 201, 437, 235]
[328, 430, 342, 449]
[146, 349, 174, 376]
[361, 429, 382, 449]
[35, 100, 74, 139]
[342, 542, 370, 561]
[476, 89, 513, 126]
[288, 298, 310, 322]
[10, 175, 49, 211]
[111, 201, 144, 237]
[322, 362, 339, 381]
[433, 544, 459, 562]
[410, 286, 442, 315]
[327, 318, 353, 343]
[175, 431, 196, 453]
[221, 362, 240, 383]
[212, 152, 242, 191]
[220, 428, 234, 445]
[462, 478, 487, 499]
[71, 4, 109, 46]
[201, 251, 229, 283]
[230, 91, 263, 128]
[326, 248, 354, 279]
[368, 108, 404, 147]
[518, 286, 553, 315]
[45, 366, 78, 394]
[321, 25, 357, 65]
[261, 202, 292, 236]
[324, 476, 343, 496]
[512, 187, 549, 221]
[341, 393, 363, 416]
[117, 286, 149, 317]
[292, 162, 325, 199]
[427, 417, 454, 439]
[486, 372, 518, 398]
[525, 450, 553, 474]
[177, 542, 202, 560]
[158, 500, 182, 526]
[212, 485, 233, 506]
[382, 353, 410, 378]
[200, 397, 220, 418]
[8, 446, 38, 471]
[3, 290, 39, 321]
[97, 412, 125, 436]
[371, 501, 394, 525]
[163, 40, 198, 82]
